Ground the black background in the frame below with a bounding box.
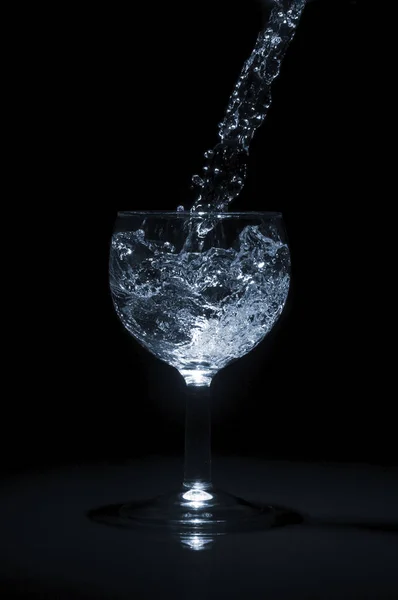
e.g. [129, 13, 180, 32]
[7, 0, 392, 476]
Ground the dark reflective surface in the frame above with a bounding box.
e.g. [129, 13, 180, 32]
[1, 458, 398, 598]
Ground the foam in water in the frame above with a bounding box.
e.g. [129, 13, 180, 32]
[191, 0, 306, 212]
[110, 226, 290, 383]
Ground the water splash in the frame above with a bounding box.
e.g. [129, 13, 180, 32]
[190, 0, 306, 212]
[110, 226, 290, 377]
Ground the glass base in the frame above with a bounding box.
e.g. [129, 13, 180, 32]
[87, 486, 303, 540]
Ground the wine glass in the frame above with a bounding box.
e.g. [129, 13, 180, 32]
[98, 210, 299, 542]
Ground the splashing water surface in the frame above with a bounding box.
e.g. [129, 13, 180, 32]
[110, 226, 290, 382]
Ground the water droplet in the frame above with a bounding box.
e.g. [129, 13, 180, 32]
[191, 175, 203, 187]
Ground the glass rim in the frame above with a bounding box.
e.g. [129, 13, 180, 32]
[117, 210, 283, 218]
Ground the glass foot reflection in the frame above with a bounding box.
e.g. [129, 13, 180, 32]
[86, 486, 303, 550]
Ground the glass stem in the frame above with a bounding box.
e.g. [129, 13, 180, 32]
[183, 384, 212, 491]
